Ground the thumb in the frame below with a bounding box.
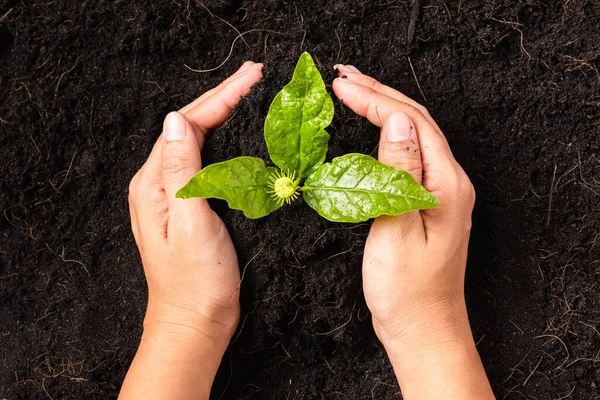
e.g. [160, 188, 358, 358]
[161, 111, 201, 197]
[378, 112, 422, 183]
[161, 112, 211, 228]
[370, 111, 425, 243]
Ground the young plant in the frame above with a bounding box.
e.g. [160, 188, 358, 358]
[177, 52, 439, 223]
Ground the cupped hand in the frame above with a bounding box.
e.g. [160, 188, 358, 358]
[332, 65, 476, 348]
[333, 65, 495, 399]
[128, 61, 264, 345]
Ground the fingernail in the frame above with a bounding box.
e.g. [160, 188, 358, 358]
[253, 63, 264, 70]
[385, 112, 413, 143]
[334, 64, 350, 73]
[336, 64, 361, 73]
[239, 61, 255, 71]
[163, 112, 187, 142]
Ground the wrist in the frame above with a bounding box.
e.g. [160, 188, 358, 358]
[144, 296, 239, 351]
[123, 315, 232, 400]
[373, 292, 471, 353]
[378, 301, 494, 399]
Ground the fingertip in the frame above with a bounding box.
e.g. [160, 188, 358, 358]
[332, 76, 351, 92]
[334, 64, 361, 74]
[163, 111, 189, 143]
[238, 61, 256, 72]
[382, 112, 414, 143]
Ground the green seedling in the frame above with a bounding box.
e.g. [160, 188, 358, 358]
[177, 52, 439, 222]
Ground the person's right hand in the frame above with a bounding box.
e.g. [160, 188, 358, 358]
[333, 65, 494, 399]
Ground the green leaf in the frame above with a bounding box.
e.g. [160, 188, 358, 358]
[264, 52, 334, 178]
[303, 154, 439, 223]
[176, 157, 282, 219]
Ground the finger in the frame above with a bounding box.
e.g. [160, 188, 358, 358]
[334, 65, 443, 134]
[128, 181, 140, 242]
[332, 76, 456, 177]
[374, 112, 425, 240]
[179, 61, 258, 114]
[332, 77, 466, 235]
[379, 112, 422, 183]
[160, 111, 213, 235]
[128, 162, 169, 242]
[184, 63, 263, 141]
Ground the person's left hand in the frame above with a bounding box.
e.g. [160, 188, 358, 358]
[128, 61, 264, 347]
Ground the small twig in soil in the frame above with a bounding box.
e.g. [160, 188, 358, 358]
[564, 55, 600, 82]
[49, 151, 77, 192]
[185, 29, 281, 73]
[231, 304, 257, 344]
[54, 56, 80, 96]
[546, 164, 557, 228]
[231, 246, 265, 302]
[559, 141, 599, 196]
[41, 378, 54, 400]
[316, 300, 357, 336]
[35, 311, 56, 324]
[407, 56, 426, 101]
[144, 81, 167, 95]
[320, 247, 356, 263]
[554, 385, 576, 400]
[322, 357, 335, 374]
[535, 334, 570, 370]
[300, 29, 307, 52]
[509, 319, 525, 334]
[28, 128, 42, 165]
[475, 334, 486, 346]
[60, 247, 90, 277]
[522, 355, 543, 386]
[491, 18, 532, 60]
[370, 377, 399, 399]
[563, 356, 600, 370]
[4, 208, 35, 238]
[407, 0, 421, 49]
[89, 98, 97, 147]
[440, 1, 452, 20]
[503, 350, 531, 383]
[263, 34, 269, 60]
[0, 7, 13, 22]
[216, 356, 233, 400]
[312, 223, 369, 246]
[335, 30, 342, 63]
[196, 1, 250, 48]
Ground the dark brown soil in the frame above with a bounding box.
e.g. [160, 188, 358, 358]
[1, 1, 599, 399]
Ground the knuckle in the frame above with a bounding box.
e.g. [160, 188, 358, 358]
[128, 172, 141, 202]
[146, 185, 166, 206]
[402, 103, 426, 120]
[458, 174, 475, 203]
[445, 171, 462, 194]
[416, 104, 431, 118]
[466, 182, 476, 206]
[445, 172, 476, 216]
[161, 149, 193, 175]
[175, 213, 199, 236]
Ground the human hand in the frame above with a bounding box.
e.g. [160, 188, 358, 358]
[128, 61, 263, 348]
[122, 62, 264, 400]
[333, 65, 493, 399]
